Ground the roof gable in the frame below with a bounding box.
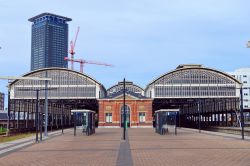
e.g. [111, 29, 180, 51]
[106, 90, 148, 99]
[114, 94, 140, 100]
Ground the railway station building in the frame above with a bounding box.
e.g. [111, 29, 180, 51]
[7, 64, 245, 132]
[8, 68, 105, 130]
[98, 82, 153, 128]
[145, 64, 242, 129]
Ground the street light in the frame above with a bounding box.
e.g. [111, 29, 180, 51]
[198, 100, 201, 133]
[0, 76, 52, 136]
[195, 86, 241, 136]
[226, 85, 246, 140]
[18, 87, 57, 142]
[239, 86, 245, 140]
[123, 78, 126, 140]
[222, 85, 245, 140]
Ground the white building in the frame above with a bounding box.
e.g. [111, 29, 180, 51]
[228, 68, 250, 110]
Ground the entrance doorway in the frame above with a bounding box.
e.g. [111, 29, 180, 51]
[121, 105, 130, 128]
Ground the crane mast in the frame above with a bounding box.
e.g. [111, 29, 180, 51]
[66, 26, 113, 73]
[68, 27, 80, 70]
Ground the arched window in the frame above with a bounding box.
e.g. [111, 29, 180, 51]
[121, 105, 130, 114]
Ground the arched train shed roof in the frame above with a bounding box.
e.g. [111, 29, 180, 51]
[107, 81, 144, 96]
[9, 67, 106, 99]
[146, 65, 241, 87]
[145, 65, 241, 98]
[9, 67, 105, 87]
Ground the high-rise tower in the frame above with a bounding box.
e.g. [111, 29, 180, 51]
[29, 13, 72, 71]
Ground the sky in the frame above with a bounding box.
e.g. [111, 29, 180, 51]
[1, 0, 250, 108]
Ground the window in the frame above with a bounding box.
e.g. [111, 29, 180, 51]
[243, 75, 247, 77]
[105, 113, 112, 123]
[139, 112, 146, 123]
[244, 93, 248, 96]
[243, 81, 247, 84]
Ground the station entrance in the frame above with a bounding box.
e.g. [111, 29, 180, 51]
[120, 105, 130, 128]
[98, 81, 153, 128]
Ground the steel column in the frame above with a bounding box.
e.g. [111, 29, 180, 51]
[240, 87, 245, 140]
[35, 90, 39, 143]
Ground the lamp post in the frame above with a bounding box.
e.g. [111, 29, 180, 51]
[61, 101, 64, 134]
[17, 88, 40, 142]
[44, 71, 49, 137]
[18, 87, 56, 142]
[240, 86, 244, 140]
[123, 78, 126, 140]
[230, 85, 245, 140]
[198, 100, 201, 133]
[7, 84, 11, 136]
[175, 111, 177, 135]
[225, 85, 245, 140]
[74, 112, 76, 136]
[35, 89, 39, 142]
[0, 76, 52, 136]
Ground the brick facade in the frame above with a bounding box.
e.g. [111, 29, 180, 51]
[98, 96, 153, 128]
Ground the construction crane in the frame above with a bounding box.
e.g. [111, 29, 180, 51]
[64, 57, 113, 73]
[69, 27, 80, 70]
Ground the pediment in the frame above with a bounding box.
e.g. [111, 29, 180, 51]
[114, 94, 139, 100]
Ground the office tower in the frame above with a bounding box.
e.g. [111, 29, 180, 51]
[29, 13, 72, 71]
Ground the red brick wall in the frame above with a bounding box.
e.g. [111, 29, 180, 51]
[98, 99, 153, 128]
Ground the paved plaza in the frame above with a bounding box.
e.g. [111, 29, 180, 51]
[0, 128, 250, 166]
